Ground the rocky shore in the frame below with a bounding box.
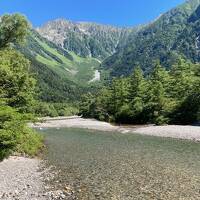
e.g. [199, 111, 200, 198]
[132, 125, 200, 141]
[0, 156, 45, 200]
[0, 156, 75, 200]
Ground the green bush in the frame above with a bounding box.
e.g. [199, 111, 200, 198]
[0, 105, 43, 160]
[16, 127, 43, 157]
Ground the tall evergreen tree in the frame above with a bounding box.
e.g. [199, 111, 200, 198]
[79, 58, 199, 125]
[170, 58, 200, 123]
[128, 66, 147, 123]
[147, 61, 170, 124]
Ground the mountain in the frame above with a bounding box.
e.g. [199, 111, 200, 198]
[18, 30, 101, 102]
[37, 19, 137, 60]
[17, 0, 200, 103]
[17, 19, 140, 102]
[173, 4, 200, 63]
[21, 30, 101, 84]
[101, 0, 200, 77]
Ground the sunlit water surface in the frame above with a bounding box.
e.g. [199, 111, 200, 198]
[39, 128, 200, 200]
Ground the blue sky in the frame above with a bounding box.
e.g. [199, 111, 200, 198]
[0, 0, 185, 27]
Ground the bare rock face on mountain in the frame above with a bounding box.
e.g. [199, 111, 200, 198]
[37, 19, 137, 59]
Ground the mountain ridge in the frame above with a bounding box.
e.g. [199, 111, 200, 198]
[36, 18, 139, 60]
[101, 0, 200, 77]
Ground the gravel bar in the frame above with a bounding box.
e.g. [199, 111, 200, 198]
[132, 125, 200, 141]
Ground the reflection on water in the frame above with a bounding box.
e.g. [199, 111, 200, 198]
[39, 128, 200, 199]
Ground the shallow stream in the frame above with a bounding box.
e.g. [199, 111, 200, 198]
[39, 128, 200, 199]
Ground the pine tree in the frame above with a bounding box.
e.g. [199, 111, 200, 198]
[147, 61, 170, 124]
[170, 58, 200, 124]
[128, 66, 147, 123]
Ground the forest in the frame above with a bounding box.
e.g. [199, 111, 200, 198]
[80, 58, 200, 125]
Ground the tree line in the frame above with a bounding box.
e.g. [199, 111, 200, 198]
[80, 58, 200, 125]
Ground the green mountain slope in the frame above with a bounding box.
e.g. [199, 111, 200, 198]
[20, 30, 100, 84]
[101, 0, 200, 77]
[29, 57, 81, 102]
[17, 30, 101, 102]
[173, 4, 200, 62]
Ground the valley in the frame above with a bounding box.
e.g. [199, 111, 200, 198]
[0, 0, 200, 199]
[15, 0, 200, 107]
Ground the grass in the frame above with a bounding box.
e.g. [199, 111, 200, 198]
[36, 54, 58, 67]
[37, 39, 74, 68]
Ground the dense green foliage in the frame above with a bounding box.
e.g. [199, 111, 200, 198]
[0, 105, 43, 160]
[80, 58, 200, 125]
[174, 4, 200, 63]
[0, 14, 29, 48]
[101, 0, 200, 77]
[0, 49, 36, 112]
[0, 14, 43, 160]
[34, 102, 78, 117]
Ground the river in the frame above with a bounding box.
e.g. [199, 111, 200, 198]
[39, 128, 200, 199]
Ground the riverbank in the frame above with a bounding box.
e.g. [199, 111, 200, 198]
[0, 156, 45, 200]
[30, 116, 200, 141]
[0, 156, 75, 200]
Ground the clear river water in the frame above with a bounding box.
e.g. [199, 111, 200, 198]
[39, 128, 200, 200]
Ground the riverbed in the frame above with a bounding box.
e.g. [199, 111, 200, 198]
[38, 127, 200, 200]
